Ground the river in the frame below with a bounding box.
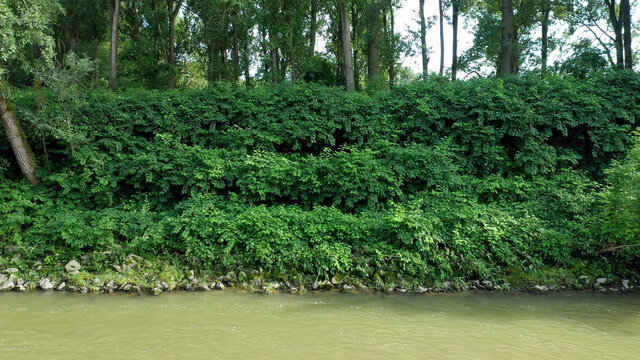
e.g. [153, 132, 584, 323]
[1, 291, 639, 359]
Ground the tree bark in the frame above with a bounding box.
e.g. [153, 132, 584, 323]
[284, 0, 296, 83]
[438, 0, 444, 76]
[451, 0, 460, 80]
[366, 1, 383, 82]
[339, 0, 355, 91]
[232, 11, 240, 81]
[419, 0, 429, 77]
[109, 0, 121, 91]
[389, 4, 395, 87]
[621, 0, 632, 69]
[605, 0, 624, 69]
[167, 0, 184, 89]
[1, 98, 39, 185]
[310, 0, 318, 54]
[541, 5, 550, 75]
[352, 3, 361, 91]
[498, 0, 514, 76]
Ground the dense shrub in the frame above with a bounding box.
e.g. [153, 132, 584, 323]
[1, 74, 639, 282]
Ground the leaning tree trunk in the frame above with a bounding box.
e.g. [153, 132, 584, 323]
[606, 0, 624, 69]
[1, 98, 39, 185]
[419, 0, 429, 77]
[339, 0, 355, 91]
[109, 0, 121, 91]
[498, 0, 514, 76]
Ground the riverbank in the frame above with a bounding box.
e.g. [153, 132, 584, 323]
[1, 255, 637, 296]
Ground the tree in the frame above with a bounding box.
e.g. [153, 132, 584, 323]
[0, 0, 62, 185]
[438, 0, 444, 76]
[498, 0, 515, 76]
[452, 0, 461, 80]
[109, 0, 121, 90]
[167, 0, 184, 88]
[419, 0, 429, 77]
[339, 0, 355, 91]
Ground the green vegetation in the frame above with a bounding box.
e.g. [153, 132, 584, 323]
[2, 73, 639, 287]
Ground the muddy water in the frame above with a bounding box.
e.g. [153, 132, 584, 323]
[1, 291, 639, 359]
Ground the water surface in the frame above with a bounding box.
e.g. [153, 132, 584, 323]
[1, 291, 639, 359]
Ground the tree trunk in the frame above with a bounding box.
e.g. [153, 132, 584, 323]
[498, 0, 514, 76]
[132, 0, 143, 78]
[1, 98, 39, 185]
[419, 0, 429, 77]
[167, 0, 184, 89]
[284, 0, 296, 83]
[232, 13, 240, 81]
[621, 0, 632, 69]
[451, 0, 459, 80]
[109, 0, 121, 91]
[541, 6, 550, 75]
[352, 3, 361, 91]
[389, 4, 395, 87]
[438, 0, 444, 76]
[310, 0, 318, 54]
[339, 0, 355, 91]
[366, 1, 382, 82]
[605, 0, 624, 69]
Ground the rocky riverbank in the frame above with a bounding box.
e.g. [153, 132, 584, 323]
[1, 255, 638, 296]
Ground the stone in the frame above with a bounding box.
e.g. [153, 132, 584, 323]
[289, 287, 298, 294]
[595, 278, 608, 286]
[397, 288, 407, 294]
[4, 268, 18, 274]
[215, 282, 225, 291]
[81, 287, 89, 294]
[311, 282, 319, 290]
[342, 284, 353, 292]
[481, 280, 493, 289]
[0, 274, 6, 284]
[130, 286, 142, 295]
[622, 280, 630, 289]
[532, 285, 550, 293]
[414, 286, 428, 294]
[195, 284, 210, 291]
[57, 282, 67, 291]
[152, 287, 162, 296]
[0, 275, 15, 292]
[65, 260, 81, 275]
[442, 282, 452, 290]
[39, 278, 55, 291]
[161, 281, 170, 291]
[33, 261, 43, 271]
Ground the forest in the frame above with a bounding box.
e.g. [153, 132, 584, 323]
[0, 0, 639, 292]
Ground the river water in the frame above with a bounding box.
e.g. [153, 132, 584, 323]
[1, 291, 639, 359]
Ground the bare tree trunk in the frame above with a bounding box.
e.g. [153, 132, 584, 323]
[451, 0, 459, 80]
[167, 0, 184, 89]
[284, 0, 296, 83]
[605, 0, 624, 69]
[310, 0, 318, 54]
[109, 0, 121, 91]
[232, 13, 240, 81]
[419, 0, 429, 77]
[541, 6, 550, 75]
[352, 3, 361, 91]
[366, 1, 383, 82]
[438, 0, 444, 76]
[621, 0, 632, 69]
[339, 0, 355, 91]
[132, 0, 143, 78]
[1, 98, 39, 185]
[498, 0, 514, 76]
[389, 4, 395, 87]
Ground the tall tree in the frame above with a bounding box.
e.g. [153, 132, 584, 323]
[339, 0, 355, 91]
[419, 0, 429, 77]
[604, 0, 624, 68]
[438, 0, 444, 76]
[310, 0, 319, 53]
[167, 0, 184, 88]
[541, 1, 550, 74]
[452, 0, 460, 80]
[366, 0, 384, 82]
[498, 0, 515, 76]
[620, 0, 632, 69]
[109, 0, 121, 90]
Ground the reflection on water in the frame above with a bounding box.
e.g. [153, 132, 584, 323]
[1, 291, 639, 359]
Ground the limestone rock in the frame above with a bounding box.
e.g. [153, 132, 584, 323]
[65, 260, 81, 275]
[39, 278, 55, 291]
